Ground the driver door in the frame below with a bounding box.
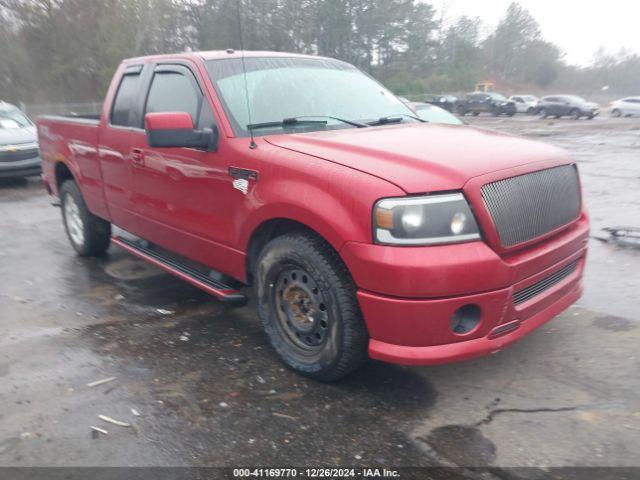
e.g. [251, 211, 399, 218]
[128, 63, 233, 263]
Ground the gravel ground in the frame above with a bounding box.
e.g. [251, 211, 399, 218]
[0, 114, 639, 478]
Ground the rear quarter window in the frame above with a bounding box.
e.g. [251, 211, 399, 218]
[110, 72, 141, 127]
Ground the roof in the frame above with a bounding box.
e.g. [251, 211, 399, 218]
[123, 50, 328, 65]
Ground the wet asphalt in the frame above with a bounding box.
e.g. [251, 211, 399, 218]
[0, 115, 639, 476]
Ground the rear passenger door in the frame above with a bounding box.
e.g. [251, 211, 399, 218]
[628, 98, 640, 115]
[544, 97, 561, 116]
[99, 64, 147, 232]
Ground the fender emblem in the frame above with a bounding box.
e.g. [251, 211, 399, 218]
[229, 167, 258, 195]
[232, 178, 249, 195]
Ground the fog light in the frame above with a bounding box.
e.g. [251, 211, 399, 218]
[450, 304, 481, 334]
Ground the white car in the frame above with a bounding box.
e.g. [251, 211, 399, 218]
[610, 97, 640, 117]
[509, 95, 539, 114]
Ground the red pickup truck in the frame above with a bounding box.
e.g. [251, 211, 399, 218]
[38, 51, 589, 381]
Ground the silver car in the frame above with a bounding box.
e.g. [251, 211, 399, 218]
[0, 102, 41, 178]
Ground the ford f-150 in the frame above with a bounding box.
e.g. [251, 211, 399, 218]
[38, 51, 589, 381]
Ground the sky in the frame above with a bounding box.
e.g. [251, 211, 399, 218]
[436, 0, 640, 66]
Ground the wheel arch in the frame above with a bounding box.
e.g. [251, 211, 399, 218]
[54, 161, 77, 192]
[245, 217, 344, 285]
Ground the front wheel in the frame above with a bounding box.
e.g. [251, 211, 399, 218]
[611, 109, 622, 118]
[255, 233, 368, 381]
[539, 108, 547, 119]
[60, 180, 111, 257]
[570, 108, 581, 120]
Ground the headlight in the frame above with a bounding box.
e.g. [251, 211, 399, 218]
[373, 193, 480, 245]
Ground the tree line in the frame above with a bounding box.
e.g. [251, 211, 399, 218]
[0, 0, 638, 104]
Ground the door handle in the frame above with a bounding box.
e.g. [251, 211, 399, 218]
[131, 148, 145, 167]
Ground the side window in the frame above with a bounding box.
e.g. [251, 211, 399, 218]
[146, 70, 201, 124]
[111, 72, 141, 127]
[197, 102, 215, 130]
[513, 97, 522, 102]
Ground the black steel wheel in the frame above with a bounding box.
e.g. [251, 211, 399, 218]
[272, 266, 330, 350]
[256, 232, 368, 381]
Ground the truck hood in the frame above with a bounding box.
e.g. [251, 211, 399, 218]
[265, 123, 569, 193]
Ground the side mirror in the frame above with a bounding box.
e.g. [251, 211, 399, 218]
[145, 112, 219, 152]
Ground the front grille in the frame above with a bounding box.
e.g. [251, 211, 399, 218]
[481, 164, 581, 247]
[513, 260, 578, 305]
[0, 147, 39, 162]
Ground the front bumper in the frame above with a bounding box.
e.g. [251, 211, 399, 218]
[341, 215, 589, 365]
[0, 156, 42, 178]
[363, 255, 584, 365]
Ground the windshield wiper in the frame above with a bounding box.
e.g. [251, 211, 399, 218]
[247, 115, 367, 131]
[367, 113, 426, 126]
[247, 118, 328, 131]
[293, 116, 368, 128]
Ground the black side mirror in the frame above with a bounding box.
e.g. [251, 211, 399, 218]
[145, 112, 219, 152]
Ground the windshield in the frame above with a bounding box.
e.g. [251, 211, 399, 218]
[0, 107, 32, 129]
[206, 57, 417, 136]
[414, 105, 462, 125]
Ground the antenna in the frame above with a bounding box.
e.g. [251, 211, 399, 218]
[235, 0, 256, 149]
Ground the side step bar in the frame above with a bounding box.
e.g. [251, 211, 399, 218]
[112, 236, 248, 306]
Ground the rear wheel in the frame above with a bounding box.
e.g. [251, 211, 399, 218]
[256, 233, 368, 381]
[60, 180, 111, 257]
[472, 111, 479, 116]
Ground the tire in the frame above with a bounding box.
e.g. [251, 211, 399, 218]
[60, 180, 111, 257]
[491, 107, 500, 116]
[472, 111, 479, 116]
[570, 108, 581, 120]
[539, 108, 547, 119]
[457, 106, 467, 116]
[507, 111, 515, 117]
[611, 109, 621, 118]
[526, 107, 533, 114]
[255, 232, 368, 381]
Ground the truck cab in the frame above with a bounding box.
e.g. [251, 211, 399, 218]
[38, 51, 589, 381]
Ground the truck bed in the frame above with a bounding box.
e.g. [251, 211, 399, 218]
[38, 114, 106, 216]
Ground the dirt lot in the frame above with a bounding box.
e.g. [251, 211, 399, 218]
[1, 114, 639, 477]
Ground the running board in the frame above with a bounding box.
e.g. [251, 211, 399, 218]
[112, 236, 248, 306]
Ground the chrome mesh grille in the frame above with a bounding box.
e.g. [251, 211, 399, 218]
[481, 165, 581, 247]
[513, 260, 578, 305]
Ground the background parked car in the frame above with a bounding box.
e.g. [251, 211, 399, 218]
[509, 95, 539, 114]
[0, 101, 41, 179]
[409, 102, 463, 125]
[534, 95, 599, 119]
[456, 92, 516, 117]
[421, 94, 457, 112]
[610, 97, 640, 117]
